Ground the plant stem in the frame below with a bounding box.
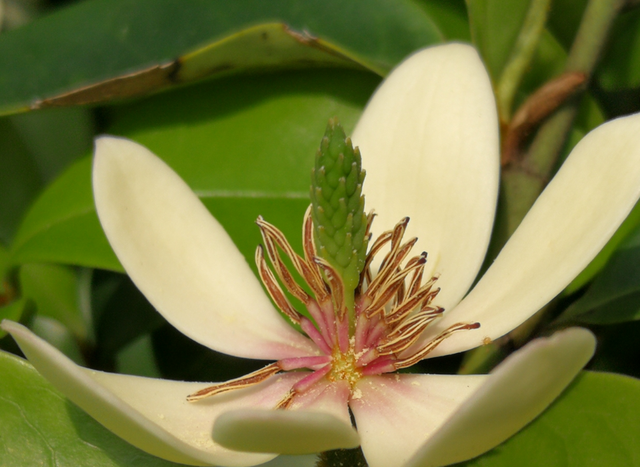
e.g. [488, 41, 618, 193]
[476, 0, 626, 361]
[496, 0, 552, 122]
[502, 0, 626, 236]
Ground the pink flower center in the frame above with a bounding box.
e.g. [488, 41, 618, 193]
[186, 208, 478, 407]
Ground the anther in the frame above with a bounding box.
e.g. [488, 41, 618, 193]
[187, 363, 281, 402]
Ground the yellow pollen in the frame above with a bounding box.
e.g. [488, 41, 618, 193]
[328, 345, 362, 390]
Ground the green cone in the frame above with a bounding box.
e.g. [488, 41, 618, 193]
[310, 118, 368, 299]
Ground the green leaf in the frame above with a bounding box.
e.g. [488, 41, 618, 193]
[151, 323, 270, 384]
[0, 0, 442, 115]
[0, 243, 10, 283]
[0, 108, 93, 245]
[0, 350, 184, 466]
[516, 29, 566, 101]
[595, 8, 640, 91]
[30, 316, 85, 365]
[459, 371, 640, 466]
[0, 117, 43, 244]
[566, 197, 640, 295]
[546, 0, 587, 50]
[0, 299, 28, 339]
[19, 263, 88, 342]
[414, 0, 471, 42]
[558, 224, 640, 325]
[115, 333, 161, 378]
[12, 68, 379, 271]
[9, 107, 94, 182]
[11, 156, 121, 271]
[93, 274, 165, 362]
[467, 0, 540, 81]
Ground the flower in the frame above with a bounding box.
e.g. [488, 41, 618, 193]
[4, 42, 640, 467]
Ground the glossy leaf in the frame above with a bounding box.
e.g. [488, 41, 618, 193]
[0, 343, 318, 467]
[0, 117, 42, 244]
[546, 0, 587, 50]
[0, 0, 442, 115]
[558, 224, 640, 325]
[0, 243, 10, 283]
[0, 350, 184, 467]
[566, 198, 640, 295]
[0, 299, 28, 339]
[467, 0, 536, 80]
[116, 334, 161, 378]
[11, 156, 121, 271]
[596, 8, 640, 91]
[459, 371, 640, 466]
[19, 263, 88, 341]
[94, 274, 166, 362]
[9, 107, 94, 182]
[11, 69, 378, 271]
[30, 315, 85, 365]
[0, 107, 93, 244]
[517, 30, 566, 101]
[415, 0, 471, 42]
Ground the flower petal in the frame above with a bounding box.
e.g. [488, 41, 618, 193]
[405, 328, 596, 467]
[93, 136, 318, 360]
[350, 373, 486, 467]
[213, 380, 358, 454]
[352, 43, 499, 310]
[2, 320, 307, 467]
[424, 113, 640, 356]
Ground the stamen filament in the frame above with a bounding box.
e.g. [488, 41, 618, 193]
[186, 363, 281, 402]
[278, 355, 332, 371]
[300, 316, 334, 355]
[394, 322, 481, 370]
[256, 246, 302, 324]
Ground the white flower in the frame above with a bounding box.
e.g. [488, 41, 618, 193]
[5, 43, 640, 467]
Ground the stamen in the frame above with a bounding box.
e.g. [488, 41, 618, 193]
[373, 217, 410, 275]
[355, 210, 376, 296]
[275, 365, 333, 409]
[300, 316, 333, 355]
[313, 257, 350, 352]
[222, 211, 482, 410]
[366, 236, 417, 298]
[362, 315, 388, 351]
[258, 216, 329, 302]
[294, 365, 332, 393]
[278, 355, 332, 371]
[361, 230, 392, 283]
[360, 355, 396, 375]
[258, 221, 312, 304]
[187, 363, 281, 402]
[363, 259, 422, 318]
[363, 274, 406, 318]
[302, 206, 331, 299]
[255, 246, 302, 324]
[307, 299, 337, 348]
[407, 254, 429, 297]
[377, 311, 441, 355]
[393, 322, 481, 370]
[275, 390, 296, 410]
[386, 281, 439, 324]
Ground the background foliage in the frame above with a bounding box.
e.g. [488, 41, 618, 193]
[1, 0, 640, 465]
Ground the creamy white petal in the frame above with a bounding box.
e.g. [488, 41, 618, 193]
[2, 320, 307, 467]
[424, 113, 640, 357]
[350, 373, 486, 467]
[93, 136, 318, 360]
[352, 43, 499, 311]
[213, 380, 358, 454]
[406, 328, 596, 467]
